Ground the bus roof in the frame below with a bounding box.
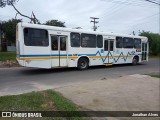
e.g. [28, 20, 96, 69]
[19, 22, 148, 41]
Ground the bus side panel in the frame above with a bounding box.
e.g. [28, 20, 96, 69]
[113, 48, 125, 64]
[18, 26, 51, 69]
[16, 23, 25, 66]
[68, 47, 104, 67]
[23, 46, 51, 69]
[123, 49, 134, 64]
[24, 60, 51, 69]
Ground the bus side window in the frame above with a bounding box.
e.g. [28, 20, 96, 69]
[116, 37, 123, 48]
[123, 37, 134, 48]
[81, 33, 96, 48]
[70, 32, 80, 47]
[97, 35, 103, 48]
[134, 38, 141, 49]
[24, 28, 49, 47]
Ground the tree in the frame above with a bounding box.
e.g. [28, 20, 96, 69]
[139, 31, 160, 56]
[0, 0, 17, 8]
[1, 19, 21, 45]
[44, 20, 65, 27]
[0, 0, 39, 24]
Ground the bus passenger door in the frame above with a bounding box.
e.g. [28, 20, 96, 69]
[142, 42, 148, 61]
[59, 36, 67, 66]
[104, 39, 114, 64]
[51, 35, 67, 67]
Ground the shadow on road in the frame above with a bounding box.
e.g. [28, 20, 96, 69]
[20, 63, 147, 75]
[20, 67, 79, 75]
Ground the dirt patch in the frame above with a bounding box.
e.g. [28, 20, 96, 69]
[55, 74, 159, 111]
[0, 61, 20, 68]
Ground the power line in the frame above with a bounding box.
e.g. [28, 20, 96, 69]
[145, 0, 160, 5]
[99, 0, 157, 24]
[102, 0, 157, 7]
[99, 0, 129, 24]
[98, 0, 159, 33]
[90, 17, 99, 31]
[123, 13, 159, 26]
[144, 0, 160, 34]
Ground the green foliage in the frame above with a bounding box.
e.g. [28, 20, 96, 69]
[0, 19, 65, 47]
[44, 20, 66, 27]
[0, 90, 83, 119]
[46, 90, 78, 111]
[139, 31, 160, 56]
[149, 74, 160, 78]
[0, 0, 18, 8]
[145, 74, 160, 78]
[0, 52, 16, 61]
[0, 91, 45, 111]
[1, 19, 21, 44]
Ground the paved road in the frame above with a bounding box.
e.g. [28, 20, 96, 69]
[0, 58, 159, 96]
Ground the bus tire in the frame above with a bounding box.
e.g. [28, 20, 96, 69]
[132, 57, 138, 65]
[77, 58, 89, 70]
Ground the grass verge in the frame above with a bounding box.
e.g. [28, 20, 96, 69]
[0, 52, 16, 61]
[0, 90, 84, 120]
[145, 73, 160, 78]
[149, 55, 160, 58]
[147, 74, 160, 78]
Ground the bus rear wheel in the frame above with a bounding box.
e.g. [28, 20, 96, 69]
[78, 58, 89, 70]
[132, 57, 138, 65]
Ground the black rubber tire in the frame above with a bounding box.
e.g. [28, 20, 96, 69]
[132, 57, 138, 65]
[77, 58, 89, 70]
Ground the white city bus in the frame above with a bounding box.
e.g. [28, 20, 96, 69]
[16, 22, 148, 70]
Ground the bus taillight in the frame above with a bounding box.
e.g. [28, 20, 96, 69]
[136, 49, 141, 52]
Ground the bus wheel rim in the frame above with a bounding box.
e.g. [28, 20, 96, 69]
[80, 61, 87, 68]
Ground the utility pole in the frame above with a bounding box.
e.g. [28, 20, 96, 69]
[90, 17, 99, 31]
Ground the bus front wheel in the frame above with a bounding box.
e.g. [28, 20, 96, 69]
[77, 58, 89, 70]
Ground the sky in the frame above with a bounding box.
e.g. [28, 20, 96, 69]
[0, 0, 159, 35]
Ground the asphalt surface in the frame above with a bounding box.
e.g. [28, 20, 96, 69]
[0, 58, 159, 96]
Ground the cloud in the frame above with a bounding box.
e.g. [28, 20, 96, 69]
[0, 0, 159, 34]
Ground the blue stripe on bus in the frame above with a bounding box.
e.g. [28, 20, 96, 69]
[20, 54, 51, 57]
[78, 54, 96, 56]
[51, 54, 72, 56]
[20, 54, 72, 57]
